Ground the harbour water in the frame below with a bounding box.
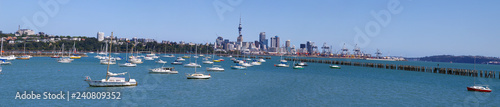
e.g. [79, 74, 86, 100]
[1, 54, 499, 106]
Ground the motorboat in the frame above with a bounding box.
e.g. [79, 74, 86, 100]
[467, 85, 492, 92]
[176, 57, 186, 61]
[295, 62, 308, 66]
[202, 60, 214, 64]
[149, 67, 178, 74]
[57, 57, 73, 63]
[258, 58, 266, 62]
[144, 56, 154, 60]
[231, 64, 246, 70]
[184, 63, 201, 68]
[130, 58, 143, 64]
[119, 61, 137, 67]
[171, 60, 183, 65]
[100, 59, 116, 65]
[70, 55, 81, 59]
[330, 65, 341, 69]
[163, 54, 175, 57]
[251, 61, 261, 65]
[155, 59, 167, 64]
[280, 60, 287, 63]
[0, 59, 12, 65]
[206, 65, 225, 71]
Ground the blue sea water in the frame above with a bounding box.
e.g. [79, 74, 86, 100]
[0, 54, 499, 106]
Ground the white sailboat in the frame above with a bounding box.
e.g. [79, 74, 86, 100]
[120, 43, 136, 67]
[57, 43, 74, 63]
[206, 43, 224, 71]
[85, 32, 137, 87]
[155, 59, 167, 64]
[186, 45, 211, 79]
[184, 46, 201, 68]
[0, 38, 13, 64]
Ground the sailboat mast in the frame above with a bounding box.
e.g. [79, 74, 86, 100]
[106, 32, 113, 81]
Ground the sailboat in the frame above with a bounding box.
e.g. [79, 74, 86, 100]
[113, 47, 119, 54]
[50, 45, 60, 58]
[0, 38, 13, 64]
[16, 43, 31, 60]
[69, 42, 81, 59]
[120, 43, 136, 67]
[231, 50, 246, 69]
[85, 32, 138, 87]
[184, 45, 201, 68]
[57, 43, 73, 63]
[186, 47, 210, 79]
[274, 54, 288, 67]
[292, 56, 304, 69]
[467, 57, 492, 92]
[129, 44, 143, 64]
[206, 43, 224, 71]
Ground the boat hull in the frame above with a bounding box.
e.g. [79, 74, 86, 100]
[84, 80, 138, 87]
[467, 87, 492, 92]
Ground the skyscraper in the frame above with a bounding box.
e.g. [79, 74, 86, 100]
[306, 41, 315, 54]
[97, 32, 104, 42]
[270, 36, 280, 48]
[237, 17, 243, 43]
[285, 40, 290, 48]
[259, 32, 268, 50]
[216, 36, 224, 49]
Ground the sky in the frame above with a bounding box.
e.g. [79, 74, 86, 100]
[0, 0, 499, 57]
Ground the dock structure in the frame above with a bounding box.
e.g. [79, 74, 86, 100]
[285, 58, 498, 79]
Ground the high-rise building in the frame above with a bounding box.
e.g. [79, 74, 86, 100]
[270, 36, 280, 48]
[97, 32, 104, 42]
[237, 17, 243, 43]
[285, 40, 290, 48]
[306, 41, 314, 54]
[259, 32, 268, 50]
[254, 40, 260, 49]
[216, 36, 224, 49]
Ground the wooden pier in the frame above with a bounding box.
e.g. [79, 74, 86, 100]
[285, 58, 498, 79]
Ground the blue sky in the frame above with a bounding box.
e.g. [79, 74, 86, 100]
[1, 0, 499, 57]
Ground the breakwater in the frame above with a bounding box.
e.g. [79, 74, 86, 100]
[284, 58, 498, 79]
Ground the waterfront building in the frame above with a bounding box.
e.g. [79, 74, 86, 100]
[97, 32, 104, 42]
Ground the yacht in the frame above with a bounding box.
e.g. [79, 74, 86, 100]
[149, 66, 178, 74]
[231, 64, 246, 70]
[184, 63, 201, 68]
[258, 58, 266, 62]
[0, 59, 12, 65]
[155, 59, 167, 64]
[185, 45, 211, 79]
[329, 65, 341, 69]
[467, 85, 492, 92]
[85, 32, 137, 87]
[100, 59, 117, 65]
[275, 62, 289, 67]
[176, 57, 186, 61]
[119, 62, 137, 67]
[171, 60, 183, 65]
[57, 57, 73, 63]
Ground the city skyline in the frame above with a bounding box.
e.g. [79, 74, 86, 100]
[1, 0, 499, 57]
